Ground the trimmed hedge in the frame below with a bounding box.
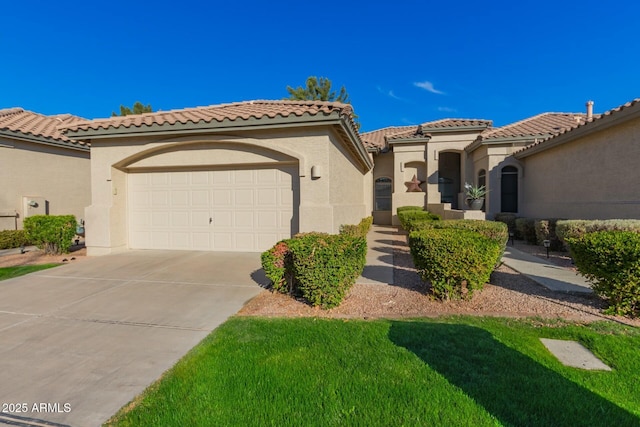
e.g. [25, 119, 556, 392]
[494, 213, 519, 238]
[397, 210, 441, 232]
[23, 215, 77, 255]
[411, 219, 508, 253]
[534, 218, 564, 251]
[288, 232, 367, 309]
[556, 219, 640, 246]
[515, 218, 537, 244]
[409, 228, 503, 300]
[339, 216, 373, 238]
[568, 231, 640, 317]
[396, 206, 424, 214]
[261, 217, 370, 309]
[0, 230, 30, 250]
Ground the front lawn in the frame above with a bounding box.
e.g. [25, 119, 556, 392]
[107, 317, 640, 427]
[0, 264, 60, 281]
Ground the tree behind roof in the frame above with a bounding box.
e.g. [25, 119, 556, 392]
[286, 76, 350, 103]
[112, 101, 153, 116]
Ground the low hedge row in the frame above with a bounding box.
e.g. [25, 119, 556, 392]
[0, 230, 30, 250]
[339, 216, 373, 238]
[412, 219, 508, 250]
[568, 231, 640, 317]
[493, 213, 519, 238]
[397, 209, 441, 232]
[557, 219, 640, 245]
[23, 215, 77, 255]
[261, 217, 370, 309]
[409, 228, 503, 300]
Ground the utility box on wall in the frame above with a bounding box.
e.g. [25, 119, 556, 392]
[22, 196, 48, 218]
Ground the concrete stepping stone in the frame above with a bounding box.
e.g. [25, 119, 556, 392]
[540, 338, 612, 371]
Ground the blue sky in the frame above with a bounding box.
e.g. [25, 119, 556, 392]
[2, 1, 639, 132]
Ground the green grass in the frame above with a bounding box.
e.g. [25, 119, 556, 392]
[107, 317, 640, 427]
[0, 263, 60, 281]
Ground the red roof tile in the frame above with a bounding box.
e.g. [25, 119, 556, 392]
[515, 98, 640, 156]
[0, 108, 87, 148]
[480, 113, 590, 140]
[62, 100, 355, 133]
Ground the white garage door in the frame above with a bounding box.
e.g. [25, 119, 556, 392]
[128, 167, 296, 252]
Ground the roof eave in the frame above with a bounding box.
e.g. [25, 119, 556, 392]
[515, 105, 640, 159]
[0, 129, 89, 152]
[388, 136, 432, 145]
[64, 112, 342, 140]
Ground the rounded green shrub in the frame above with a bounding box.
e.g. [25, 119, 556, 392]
[567, 231, 640, 317]
[409, 228, 503, 300]
[23, 215, 77, 255]
[261, 240, 292, 293]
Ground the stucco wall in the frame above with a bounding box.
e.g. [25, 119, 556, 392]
[85, 126, 370, 254]
[519, 116, 640, 219]
[0, 138, 90, 230]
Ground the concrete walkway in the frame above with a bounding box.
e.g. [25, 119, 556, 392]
[357, 226, 592, 295]
[502, 246, 592, 293]
[357, 225, 395, 285]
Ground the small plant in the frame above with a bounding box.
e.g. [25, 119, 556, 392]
[464, 182, 488, 200]
[23, 215, 77, 255]
[567, 231, 640, 317]
[260, 240, 292, 293]
[396, 206, 424, 214]
[515, 218, 537, 244]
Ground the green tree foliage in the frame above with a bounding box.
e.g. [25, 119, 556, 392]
[286, 76, 350, 103]
[112, 101, 153, 116]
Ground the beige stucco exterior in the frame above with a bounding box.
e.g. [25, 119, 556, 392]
[516, 115, 640, 219]
[84, 125, 372, 255]
[371, 129, 488, 225]
[0, 137, 90, 230]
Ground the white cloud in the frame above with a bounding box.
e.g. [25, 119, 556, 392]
[377, 86, 406, 101]
[414, 81, 445, 95]
[437, 106, 457, 113]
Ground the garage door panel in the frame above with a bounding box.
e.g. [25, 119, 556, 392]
[192, 190, 209, 207]
[129, 167, 295, 251]
[151, 212, 170, 227]
[170, 172, 189, 185]
[235, 211, 254, 228]
[212, 189, 231, 205]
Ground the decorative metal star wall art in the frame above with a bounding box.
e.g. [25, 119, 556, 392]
[405, 174, 424, 192]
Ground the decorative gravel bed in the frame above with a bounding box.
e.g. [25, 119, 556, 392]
[239, 231, 640, 327]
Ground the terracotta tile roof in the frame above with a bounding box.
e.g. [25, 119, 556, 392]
[480, 112, 590, 140]
[62, 100, 355, 133]
[362, 118, 492, 149]
[360, 125, 415, 149]
[515, 98, 640, 157]
[0, 107, 88, 149]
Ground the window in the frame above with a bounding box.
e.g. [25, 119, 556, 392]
[501, 166, 518, 213]
[478, 169, 486, 189]
[374, 177, 392, 211]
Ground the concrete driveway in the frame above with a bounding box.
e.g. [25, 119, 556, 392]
[0, 250, 266, 427]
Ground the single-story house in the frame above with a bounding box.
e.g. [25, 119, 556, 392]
[61, 101, 373, 255]
[0, 108, 91, 230]
[49, 97, 638, 256]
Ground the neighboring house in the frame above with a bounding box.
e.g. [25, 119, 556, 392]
[61, 100, 373, 255]
[0, 108, 91, 230]
[362, 105, 595, 224]
[514, 99, 640, 219]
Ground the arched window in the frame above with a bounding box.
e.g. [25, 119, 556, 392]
[374, 177, 392, 211]
[501, 166, 518, 213]
[478, 169, 486, 189]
